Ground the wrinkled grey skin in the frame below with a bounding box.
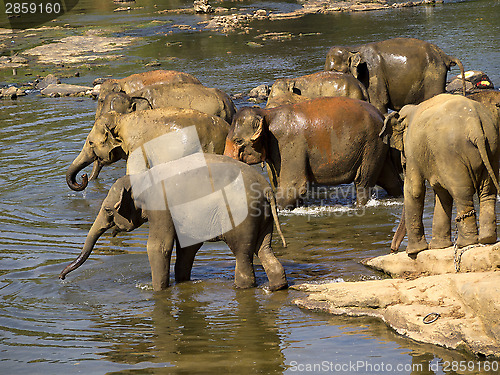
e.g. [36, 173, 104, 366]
[96, 70, 202, 119]
[381, 94, 500, 254]
[325, 38, 466, 113]
[66, 107, 230, 191]
[60, 156, 288, 291]
[96, 83, 237, 124]
[266, 71, 368, 108]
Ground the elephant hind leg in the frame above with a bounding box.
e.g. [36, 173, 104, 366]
[478, 170, 497, 244]
[429, 186, 453, 249]
[224, 236, 257, 289]
[451, 188, 479, 248]
[255, 224, 287, 291]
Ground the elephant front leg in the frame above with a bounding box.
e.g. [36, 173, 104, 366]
[147, 221, 175, 291]
[174, 241, 202, 283]
[404, 172, 428, 254]
[429, 187, 453, 249]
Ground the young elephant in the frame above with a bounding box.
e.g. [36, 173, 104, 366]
[224, 97, 403, 208]
[96, 83, 237, 124]
[266, 71, 368, 109]
[66, 107, 230, 191]
[60, 154, 288, 291]
[382, 94, 500, 254]
[325, 38, 466, 113]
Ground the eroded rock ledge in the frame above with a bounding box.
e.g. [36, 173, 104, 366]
[292, 243, 500, 357]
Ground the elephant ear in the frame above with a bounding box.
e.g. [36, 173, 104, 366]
[380, 111, 405, 152]
[348, 51, 362, 78]
[250, 114, 265, 143]
[113, 184, 137, 232]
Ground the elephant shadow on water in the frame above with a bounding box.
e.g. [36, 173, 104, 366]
[60, 154, 289, 292]
[382, 94, 500, 254]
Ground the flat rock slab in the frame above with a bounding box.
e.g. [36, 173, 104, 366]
[40, 83, 92, 97]
[23, 35, 135, 65]
[293, 271, 500, 356]
[363, 243, 500, 278]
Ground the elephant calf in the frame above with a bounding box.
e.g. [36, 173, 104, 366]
[60, 154, 288, 291]
[382, 94, 500, 254]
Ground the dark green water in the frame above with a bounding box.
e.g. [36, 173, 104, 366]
[0, 0, 499, 373]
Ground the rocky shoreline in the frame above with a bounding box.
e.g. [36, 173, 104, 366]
[292, 243, 500, 357]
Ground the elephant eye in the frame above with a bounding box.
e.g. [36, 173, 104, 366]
[234, 138, 244, 146]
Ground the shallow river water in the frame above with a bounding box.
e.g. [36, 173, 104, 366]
[1, 0, 499, 373]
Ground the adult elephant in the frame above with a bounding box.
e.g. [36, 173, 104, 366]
[381, 94, 500, 254]
[324, 38, 466, 113]
[96, 83, 237, 124]
[96, 70, 201, 119]
[60, 156, 288, 292]
[66, 107, 230, 191]
[224, 97, 403, 208]
[267, 71, 368, 108]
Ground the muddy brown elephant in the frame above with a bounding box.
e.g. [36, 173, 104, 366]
[381, 94, 500, 254]
[224, 97, 403, 208]
[266, 71, 368, 108]
[66, 107, 230, 191]
[60, 155, 288, 291]
[325, 38, 466, 113]
[96, 70, 201, 118]
[96, 83, 237, 124]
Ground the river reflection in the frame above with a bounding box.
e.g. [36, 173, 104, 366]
[1, 0, 499, 373]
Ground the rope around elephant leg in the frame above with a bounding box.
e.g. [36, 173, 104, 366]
[453, 243, 485, 272]
[453, 209, 484, 272]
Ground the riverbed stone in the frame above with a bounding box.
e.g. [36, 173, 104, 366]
[363, 243, 500, 278]
[40, 83, 93, 97]
[0, 86, 26, 99]
[293, 242, 500, 357]
[23, 35, 135, 65]
[249, 84, 270, 99]
[35, 74, 61, 90]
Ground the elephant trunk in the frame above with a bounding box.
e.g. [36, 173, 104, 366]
[66, 147, 96, 191]
[89, 160, 103, 181]
[59, 211, 111, 280]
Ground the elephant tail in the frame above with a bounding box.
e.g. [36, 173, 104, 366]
[475, 120, 500, 194]
[265, 188, 287, 248]
[447, 55, 466, 96]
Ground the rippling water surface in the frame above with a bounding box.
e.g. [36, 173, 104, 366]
[1, 0, 499, 373]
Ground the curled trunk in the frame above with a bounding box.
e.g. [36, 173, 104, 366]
[66, 147, 95, 191]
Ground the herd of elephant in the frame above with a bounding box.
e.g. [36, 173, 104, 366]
[60, 37, 500, 292]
